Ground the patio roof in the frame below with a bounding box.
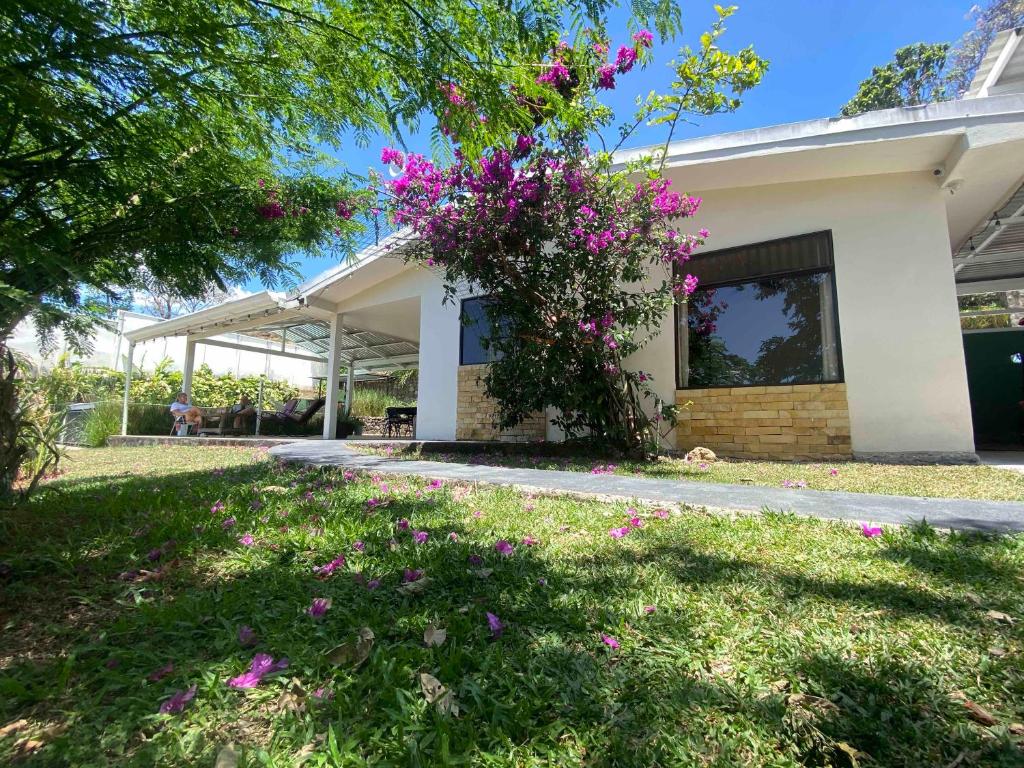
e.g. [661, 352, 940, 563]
[245, 318, 419, 369]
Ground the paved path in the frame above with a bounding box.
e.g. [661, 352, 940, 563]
[269, 442, 1024, 533]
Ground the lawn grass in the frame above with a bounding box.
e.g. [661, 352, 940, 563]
[1, 446, 1023, 766]
[353, 444, 1024, 501]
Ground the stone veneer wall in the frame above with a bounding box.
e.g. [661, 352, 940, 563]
[456, 364, 546, 442]
[675, 383, 852, 460]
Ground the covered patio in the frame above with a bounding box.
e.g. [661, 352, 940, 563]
[120, 284, 420, 439]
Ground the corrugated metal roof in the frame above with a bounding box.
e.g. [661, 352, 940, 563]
[954, 181, 1024, 284]
[248, 320, 418, 365]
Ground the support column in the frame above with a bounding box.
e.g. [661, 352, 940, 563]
[182, 338, 197, 397]
[322, 313, 344, 439]
[121, 342, 135, 436]
[344, 364, 355, 416]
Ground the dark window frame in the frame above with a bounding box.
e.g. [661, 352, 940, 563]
[459, 295, 498, 366]
[675, 230, 845, 390]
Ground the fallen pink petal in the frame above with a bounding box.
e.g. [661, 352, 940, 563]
[228, 653, 288, 689]
[643, 605, 657, 614]
[609, 526, 630, 539]
[494, 539, 514, 556]
[601, 634, 620, 650]
[522, 536, 539, 546]
[237, 625, 257, 646]
[486, 611, 504, 638]
[147, 661, 174, 682]
[412, 530, 429, 544]
[403, 568, 424, 583]
[307, 598, 331, 618]
[158, 683, 197, 714]
[238, 533, 255, 547]
[861, 522, 883, 538]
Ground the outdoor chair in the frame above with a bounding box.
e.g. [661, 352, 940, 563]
[262, 397, 326, 427]
[383, 406, 417, 438]
[170, 414, 197, 436]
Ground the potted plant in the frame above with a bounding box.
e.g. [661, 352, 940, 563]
[336, 413, 364, 439]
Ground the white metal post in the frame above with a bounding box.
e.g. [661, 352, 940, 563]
[255, 378, 264, 436]
[121, 342, 135, 436]
[322, 313, 344, 439]
[344, 364, 355, 416]
[182, 338, 197, 398]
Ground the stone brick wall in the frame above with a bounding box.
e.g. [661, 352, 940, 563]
[456, 364, 547, 442]
[675, 383, 852, 460]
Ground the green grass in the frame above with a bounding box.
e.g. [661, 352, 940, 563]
[353, 444, 1024, 501]
[1, 446, 1023, 766]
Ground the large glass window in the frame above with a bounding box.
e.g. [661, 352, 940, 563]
[460, 296, 504, 365]
[676, 231, 842, 388]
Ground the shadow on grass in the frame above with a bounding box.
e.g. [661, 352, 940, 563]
[1, 462, 1021, 766]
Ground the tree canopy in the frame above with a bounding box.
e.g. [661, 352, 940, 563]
[840, 0, 1024, 117]
[0, 0, 683, 351]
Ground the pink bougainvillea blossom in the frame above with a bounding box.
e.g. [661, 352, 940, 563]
[238, 533, 255, 547]
[147, 661, 174, 682]
[313, 555, 346, 578]
[494, 539, 514, 556]
[403, 568, 424, 583]
[210, 500, 225, 514]
[227, 653, 288, 689]
[366, 578, 381, 590]
[829, 467, 840, 477]
[237, 625, 257, 647]
[601, 634, 620, 649]
[615, 45, 637, 73]
[486, 611, 504, 638]
[412, 530, 429, 544]
[352, 540, 365, 552]
[643, 605, 657, 614]
[158, 684, 197, 714]
[221, 516, 236, 529]
[522, 536, 539, 547]
[468, 554, 484, 566]
[609, 526, 631, 539]
[633, 29, 653, 47]
[396, 518, 410, 531]
[596, 64, 616, 90]
[653, 509, 671, 520]
[860, 523, 883, 538]
[307, 598, 331, 618]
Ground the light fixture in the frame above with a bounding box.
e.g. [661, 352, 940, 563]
[969, 237, 976, 252]
[993, 211, 1002, 227]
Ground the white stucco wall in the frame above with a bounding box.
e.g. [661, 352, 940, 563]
[655, 170, 975, 457]
[414, 277, 460, 439]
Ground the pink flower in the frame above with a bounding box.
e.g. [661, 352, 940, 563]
[238, 534, 254, 547]
[627, 515, 644, 529]
[147, 661, 174, 682]
[468, 554, 483, 566]
[427, 479, 444, 490]
[158, 684, 197, 714]
[829, 468, 840, 477]
[596, 64, 616, 90]
[860, 523, 883, 538]
[381, 147, 405, 167]
[486, 611, 504, 638]
[312, 687, 334, 702]
[412, 530, 429, 544]
[237, 625, 257, 647]
[522, 536, 539, 546]
[221, 516, 236, 529]
[494, 539, 514, 556]
[615, 45, 637, 73]
[307, 598, 331, 618]
[448, 532, 459, 542]
[366, 578, 381, 590]
[472, 510, 483, 519]
[227, 653, 288, 689]
[633, 29, 653, 47]
[402, 568, 424, 583]
[643, 605, 657, 614]
[352, 540, 365, 552]
[654, 509, 670, 520]
[211, 500, 225, 514]
[601, 634, 620, 650]
[396, 518, 410, 531]
[313, 555, 346, 577]
[536, 59, 571, 87]
[609, 526, 630, 539]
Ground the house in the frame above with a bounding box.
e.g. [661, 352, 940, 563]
[123, 30, 1024, 462]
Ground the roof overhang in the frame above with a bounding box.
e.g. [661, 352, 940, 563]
[124, 291, 289, 343]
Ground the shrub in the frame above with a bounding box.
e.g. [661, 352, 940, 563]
[81, 401, 123, 447]
[350, 389, 414, 417]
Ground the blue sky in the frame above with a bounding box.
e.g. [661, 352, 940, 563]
[280, 0, 978, 285]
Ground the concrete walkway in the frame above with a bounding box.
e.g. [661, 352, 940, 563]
[268, 442, 1024, 533]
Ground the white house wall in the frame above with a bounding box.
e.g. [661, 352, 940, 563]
[656, 170, 975, 458]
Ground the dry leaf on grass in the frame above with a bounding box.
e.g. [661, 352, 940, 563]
[786, 693, 839, 714]
[0, 719, 29, 739]
[423, 625, 447, 647]
[275, 678, 307, 714]
[397, 576, 432, 596]
[326, 627, 374, 667]
[419, 672, 460, 716]
[985, 609, 1014, 624]
[214, 744, 239, 768]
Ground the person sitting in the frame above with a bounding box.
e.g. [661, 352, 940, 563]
[228, 394, 257, 430]
[169, 392, 203, 432]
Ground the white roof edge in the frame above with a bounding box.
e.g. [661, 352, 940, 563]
[965, 27, 1023, 98]
[124, 290, 284, 343]
[291, 227, 415, 300]
[613, 93, 1024, 169]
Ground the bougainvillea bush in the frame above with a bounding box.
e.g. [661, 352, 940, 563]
[384, 12, 766, 455]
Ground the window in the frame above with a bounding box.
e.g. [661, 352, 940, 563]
[459, 296, 504, 365]
[676, 231, 842, 388]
